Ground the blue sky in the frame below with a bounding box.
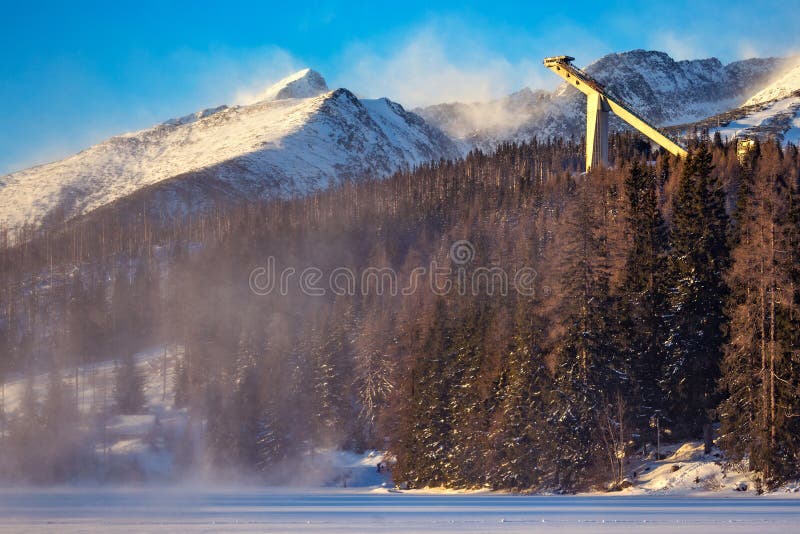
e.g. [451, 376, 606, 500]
[1, 0, 798, 174]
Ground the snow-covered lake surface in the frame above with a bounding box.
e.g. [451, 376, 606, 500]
[0, 488, 798, 533]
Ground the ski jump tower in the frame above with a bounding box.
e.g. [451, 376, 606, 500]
[543, 56, 688, 171]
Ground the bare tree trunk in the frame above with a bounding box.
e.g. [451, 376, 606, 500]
[760, 251, 768, 448]
[768, 218, 776, 451]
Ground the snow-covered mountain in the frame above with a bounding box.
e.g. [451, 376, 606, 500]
[0, 69, 459, 230]
[674, 57, 800, 144]
[418, 50, 789, 151]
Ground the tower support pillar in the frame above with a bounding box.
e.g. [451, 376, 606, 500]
[586, 92, 609, 171]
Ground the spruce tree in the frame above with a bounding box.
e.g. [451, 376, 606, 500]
[41, 369, 82, 480]
[618, 162, 669, 430]
[553, 179, 627, 488]
[256, 404, 285, 474]
[393, 298, 453, 488]
[446, 297, 489, 487]
[113, 352, 146, 414]
[664, 146, 730, 441]
[233, 362, 261, 470]
[310, 317, 352, 449]
[354, 320, 395, 448]
[489, 298, 553, 490]
[203, 379, 234, 469]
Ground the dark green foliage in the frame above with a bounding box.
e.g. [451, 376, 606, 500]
[392, 298, 455, 487]
[663, 146, 730, 438]
[618, 162, 670, 429]
[551, 176, 629, 488]
[487, 300, 554, 489]
[443, 299, 492, 487]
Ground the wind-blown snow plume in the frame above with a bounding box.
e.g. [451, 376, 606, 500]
[745, 58, 800, 105]
[339, 26, 552, 109]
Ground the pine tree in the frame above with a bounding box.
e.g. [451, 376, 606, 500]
[256, 405, 285, 475]
[445, 297, 490, 487]
[720, 142, 800, 485]
[233, 361, 261, 470]
[552, 178, 627, 488]
[488, 298, 553, 490]
[618, 162, 670, 430]
[392, 298, 453, 488]
[173, 352, 189, 409]
[354, 317, 395, 448]
[664, 146, 730, 442]
[557, 193, 615, 383]
[113, 352, 146, 414]
[41, 369, 82, 480]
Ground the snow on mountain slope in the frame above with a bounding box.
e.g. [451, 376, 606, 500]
[745, 60, 800, 106]
[0, 70, 459, 230]
[162, 105, 229, 127]
[418, 50, 786, 151]
[710, 96, 800, 143]
[360, 97, 462, 164]
[785, 113, 800, 145]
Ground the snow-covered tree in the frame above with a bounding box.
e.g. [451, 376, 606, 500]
[663, 146, 730, 443]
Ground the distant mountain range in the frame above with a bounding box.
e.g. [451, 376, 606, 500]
[2, 49, 799, 231]
[416, 50, 799, 150]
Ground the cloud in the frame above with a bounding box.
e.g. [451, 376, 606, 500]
[228, 51, 305, 106]
[737, 40, 762, 60]
[334, 24, 554, 108]
[161, 45, 303, 108]
[649, 31, 708, 61]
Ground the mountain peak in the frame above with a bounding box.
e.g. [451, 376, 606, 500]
[252, 68, 329, 103]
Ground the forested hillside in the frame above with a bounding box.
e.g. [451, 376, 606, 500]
[0, 134, 798, 490]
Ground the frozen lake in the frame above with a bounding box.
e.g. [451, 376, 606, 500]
[0, 488, 799, 532]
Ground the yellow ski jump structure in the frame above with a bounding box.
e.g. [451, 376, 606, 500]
[543, 55, 688, 171]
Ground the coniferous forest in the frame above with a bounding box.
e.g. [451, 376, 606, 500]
[1, 133, 799, 490]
